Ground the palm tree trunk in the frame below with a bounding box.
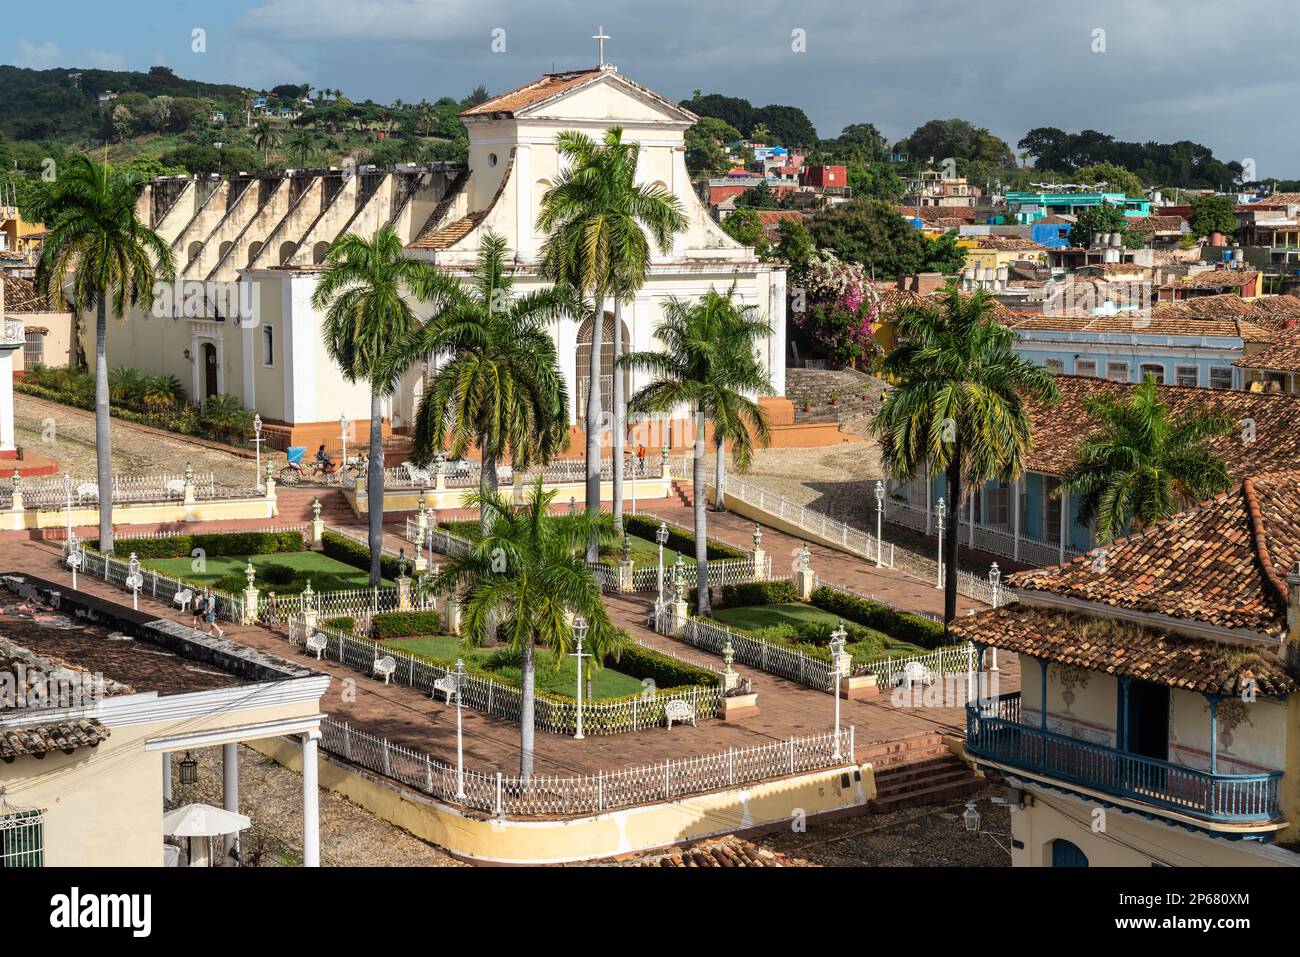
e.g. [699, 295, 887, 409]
[694, 408, 710, 617]
[944, 453, 961, 627]
[479, 448, 498, 538]
[611, 299, 624, 535]
[519, 635, 536, 778]
[94, 297, 114, 554]
[585, 293, 604, 562]
[367, 391, 384, 587]
[713, 443, 725, 510]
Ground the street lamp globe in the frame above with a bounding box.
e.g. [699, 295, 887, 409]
[874, 480, 884, 505]
[962, 800, 982, 833]
[253, 413, 262, 437]
[655, 521, 669, 546]
[572, 615, 588, 644]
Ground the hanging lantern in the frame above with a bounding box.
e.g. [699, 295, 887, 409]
[178, 752, 198, 785]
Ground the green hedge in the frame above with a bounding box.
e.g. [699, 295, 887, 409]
[624, 514, 747, 560]
[810, 586, 946, 649]
[324, 616, 356, 633]
[321, 530, 421, 581]
[719, 579, 797, 607]
[95, 530, 304, 559]
[612, 644, 720, 690]
[371, 610, 443, 639]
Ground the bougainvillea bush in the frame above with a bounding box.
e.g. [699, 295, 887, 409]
[791, 250, 881, 368]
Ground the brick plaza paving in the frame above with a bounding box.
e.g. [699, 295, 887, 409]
[1, 534, 1018, 782]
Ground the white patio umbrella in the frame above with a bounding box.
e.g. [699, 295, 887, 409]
[164, 803, 251, 867]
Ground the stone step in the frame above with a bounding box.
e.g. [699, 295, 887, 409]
[875, 762, 974, 798]
[868, 776, 982, 813]
[856, 731, 944, 760]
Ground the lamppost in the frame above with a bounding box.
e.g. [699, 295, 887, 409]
[655, 521, 669, 607]
[569, 615, 589, 740]
[126, 552, 143, 611]
[934, 497, 946, 590]
[66, 531, 84, 590]
[453, 658, 465, 799]
[339, 413, 349, 474]
[64, 471, 73, 537]
[988, 562, 1001, 674]
[252, 413, 264, 491]
[829, 621, 849, 759]
[874, 480, 885, 567]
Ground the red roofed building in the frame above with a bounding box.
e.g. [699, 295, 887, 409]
[799, 165, 847, 190]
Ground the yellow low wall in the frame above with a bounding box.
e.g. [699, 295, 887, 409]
[5, 494, 278, 531]
[350, 474, 672, 515]
[252, 736, 875, 864]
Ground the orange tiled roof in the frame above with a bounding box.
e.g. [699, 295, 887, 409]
[975, 237, 1046, 251]
[407, 212, 485, 251]
[949, 605, 1295, 695]
[3, 275, 55, 313]
[0, 718, 110, 760]
[1250, 192, 1300, 207]
[461, 70, 601, 117]
[1002, 470, 1300, 643]
[1153, 294, 1300, 331]
[619, 837, 804, 867]
[1160, 268, 1258, 290]
[1022, 376, 1300, 478]
[1235, 326, 1300, 373]
[1008, 310, 1278, 343]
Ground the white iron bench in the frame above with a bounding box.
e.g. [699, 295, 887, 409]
[893, 661, 936, 689]
[76, 482, 99, 503]
[173, 588, 194, 611]
[401, 461, 433, 485]
[432, 673, 459, 704]
[664, 699, 696, 730]
[165, 478, 187, 498]
[305, 632, 328, 660]
[373, 655, 397, 684]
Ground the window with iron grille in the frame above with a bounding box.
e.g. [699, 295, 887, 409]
[1139, 363, 1165, 385]
[1209, 366, 1233, 390]
[1175, 365, 1199, 387]
[1075, 359, 1098, 377]
[0, 810, 44, 867]
[23, 330, 44, 367]
[1044, 357, 1065, 374]
[1106, 361, 1129, 382]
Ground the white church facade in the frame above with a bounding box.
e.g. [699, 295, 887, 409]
[83, 62, 795, 454]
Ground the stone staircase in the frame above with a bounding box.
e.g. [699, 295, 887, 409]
[670, 479, 694, 508]
[862, 732, 982, 813]
[784, 368, 887, 424]
[274, 488, 357, 524]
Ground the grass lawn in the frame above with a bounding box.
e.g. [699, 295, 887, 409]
[141, 552, 392, 593]
[625, 533, 687, 568]
[713, 602, 930, 659]
[384, 635, 648, 700]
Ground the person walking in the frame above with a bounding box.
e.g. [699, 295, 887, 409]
[190, 591, 206, 630]
[204, 590, 224, 639]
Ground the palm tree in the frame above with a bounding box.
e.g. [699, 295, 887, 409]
[537, 127, 684, 556]
[872, 285, 1059, 624]
[286, 129, 316, 166]
[378, 231, 572, 535]
[430, 478, 621, 777]
[29, 155, 175, 555]
[312, 226, 458, 585]
[252, 120, 281, 161]
[1061, 376, 1234, 543]
[621, 287, 773, 616]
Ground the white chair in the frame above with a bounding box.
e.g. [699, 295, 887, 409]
[173, 588, 194, 611]
[665, 699, 696, 730]
[433, 673, 459, 704]
[305, 632, 328, 660]
[894, 661, 936, 689]
[373, 655, 397, 684]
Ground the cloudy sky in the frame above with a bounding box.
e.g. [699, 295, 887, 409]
[9, 0, 1299, 176]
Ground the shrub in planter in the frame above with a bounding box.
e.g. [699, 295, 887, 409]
[320, 530, 416, 580]
[809, 585, 945, 648]
[371, 610, 443, 639]
[323, 616, 356, 634]
[624, 514, 747, 560]
[719, 579, 797, 607]
[213, 564, 353, 595]
[97, 530, 305, 559]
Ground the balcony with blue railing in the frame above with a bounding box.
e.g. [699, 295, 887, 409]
[967, 693, 1283, 826]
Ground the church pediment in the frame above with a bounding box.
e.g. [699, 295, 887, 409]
[463, 68, 697, 128]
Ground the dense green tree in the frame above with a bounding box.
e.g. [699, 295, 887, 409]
[1068, 203, 1129, 247]
[1073, 161, 1145, 197]
[685, 117, 740, 175]
[809, 199, 928, 279]
[1189, 195, 1238, 239]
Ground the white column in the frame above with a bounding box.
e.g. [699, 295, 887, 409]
[670, 148, 688, 258]
[190, 333, 201, 404]
[769, 269, 787, 397]
[301, 731, 320, 867]
[968, 490, 975, 547]
[222, 742, 239, 865]
[0, 350, 14, 452]
[925, 464, 933, 536]
[215, 336, 226, 396]
[162, 752, 172, 804]
[514, 143, 533, 262]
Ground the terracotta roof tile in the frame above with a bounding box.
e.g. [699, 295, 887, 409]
[619, 837, 805, 867]
[0, 718, 110, 761]
[461, 70, 602, 117]
[1159, 269, 1258, 290]
[1005, 471, 1300, 639]
[407, 212, 485, 250]
[3, 276, 54, 314]
[950, 605, 1295, 695]
[1235, 326, 1300, 373]
[1023, 376, 1300, 478]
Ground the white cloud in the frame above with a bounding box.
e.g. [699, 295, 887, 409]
[14, 39, 64, 70]
[238, 0, 503, 42]
[86, 49, 127, 70]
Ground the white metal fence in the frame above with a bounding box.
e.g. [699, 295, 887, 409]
[887, 498, 1083, 569]
[318, 716, 854, 817]
[659, 609, 837, 692]
[291, 619, 722, 736]
[722, 472, 896, 569]
[4, 471, 232, 509]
